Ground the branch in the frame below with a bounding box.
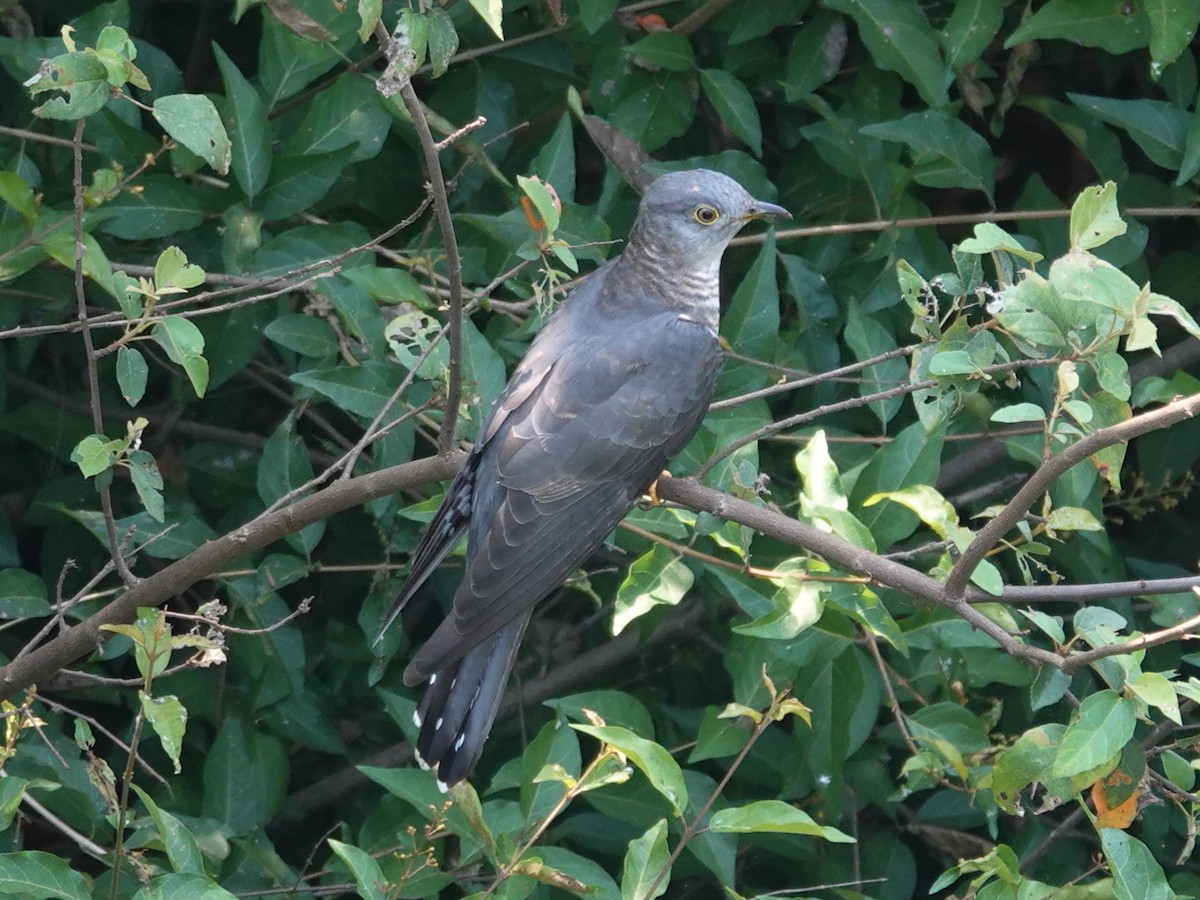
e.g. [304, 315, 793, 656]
[1062, 610, 1200, 675]
[697, 358, 1050, 480]
[653, 477, 1065, 669]
[945, 392, 1200, 599]
[966, 574, 1200, 605]
[397, 79, 465, 453]
[0, 453, 464, 701]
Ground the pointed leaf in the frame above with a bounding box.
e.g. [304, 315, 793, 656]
[152, 94, 231, 175]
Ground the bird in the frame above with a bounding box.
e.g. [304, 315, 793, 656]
[378, 169, 790, 787]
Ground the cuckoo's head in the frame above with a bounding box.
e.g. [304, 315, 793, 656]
[632, 169, 790, 262]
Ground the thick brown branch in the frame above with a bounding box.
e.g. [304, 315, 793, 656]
[0, 453, 464, 701]
[654, 477, 1065, 669]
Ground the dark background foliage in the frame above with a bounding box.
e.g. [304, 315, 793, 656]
[1, 0, 1200, 897]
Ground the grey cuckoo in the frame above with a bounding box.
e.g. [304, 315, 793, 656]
[379, 169, 789, 786]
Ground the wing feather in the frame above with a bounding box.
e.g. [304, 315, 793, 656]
[404, 313, 720, 680]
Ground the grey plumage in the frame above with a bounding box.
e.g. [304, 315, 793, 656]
[379, 169, 789, 786]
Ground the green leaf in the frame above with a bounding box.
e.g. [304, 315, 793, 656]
[327, 840, 386, 900]
[127, 449, 165, 522]
[264, 314, 339, 358]
[627, 33, 695, 72]
[612, 545, 694, 636]
[861, 110, 994, 202]
[0, 172, 36, 225]
[356, 0, 382, 43]
[131, 873, 238, 899]
[254, 148, 354, 222]
[731, 574, 825, 640]
[720, 232, 779, 393]
[0, 568, 50, 619]
[201, 718, 287, 836]
[844, 300, 905, 426]
[1129, 671, 1182, 725]
[115, 347, 148, 407]
[466, 0, 503, 39]
[1145, 0, 1200, 75]
[580, 0, 619, 33]
[0, 852, 90, 899]
[292, 361, 400, 419]
[850, 422, 945, 550]
[1069, 93, 1188, 170]
[285, 74, 389, 162]
[708, 800, 855, 842]
[342, 266, 429, 305]
[140, 691, 187, 773]
[824, 0, 949, 108]
[71, 433, 120, 477]
[570, 725, 688, 815]
[990, 403, 1046, 423]
[42, 228, 116, 298]
[941, 0, 1005, 70]
[212, 44, 271, 198]
[782, 12, 846, 101]
[699, 70, 762, 156]
[1044, 507, 1104, 532]
[1161, 749, 1196, 792]
[1052, 690, 1137, 778]
[258, 414, 324, 553]
[154, 246, 205, 293]
[1100, 830, 1174, 900]
[610, 75, 695, 153]
[992, 724, 1065, 813]
[956, 221, 1045, 265]
[152, 316, 209, 397]
[620, 819, 670, 900]
[1070, 181, 1127, 250]
[517, 175, 561, 233]
[152, 94, 232, 175]
[1007, 0, 1151, 54]
[130, 784, 204, 875]
[27, 52, 112, 120]
[427, 8, 459, 77]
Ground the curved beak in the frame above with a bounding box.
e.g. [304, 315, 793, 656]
[746, 200, 791, 221]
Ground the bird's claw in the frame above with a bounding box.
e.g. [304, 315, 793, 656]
[639, 470, 673, 509]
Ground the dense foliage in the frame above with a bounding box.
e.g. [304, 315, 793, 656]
[2, 0, 1200, 897]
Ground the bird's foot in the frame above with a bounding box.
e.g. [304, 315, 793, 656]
[640, 470, 673, 508]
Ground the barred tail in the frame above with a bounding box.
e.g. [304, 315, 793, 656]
[411, 611, 531, 788]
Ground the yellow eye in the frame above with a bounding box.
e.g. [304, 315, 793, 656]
[694, 205, 720, 225]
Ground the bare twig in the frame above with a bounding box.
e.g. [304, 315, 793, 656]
[395, 77, 465, 453]
[945, 393, 1200, 599]
[698, 357, 1052, 480]
[1062, 610, 1200, 674]
[21, 794, 110, 861]
[70, 120, 137, 587]
[709, 345, 916, 411]
[731, 205, 1200, 248]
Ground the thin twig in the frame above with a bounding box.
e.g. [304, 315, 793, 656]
[36, 695, 170, 788]
[642, 689, 785, 898]
[21, 794, 110, 861]
[394, 75, 465, 453]
[70, 120, 137, 587]
[945, 392, 1200, 600]
[698, 357, 1053, 480]
[1063, 610, 1200, 674]
[709, 345, 916, 411]
[730, 205, 1200, 248]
